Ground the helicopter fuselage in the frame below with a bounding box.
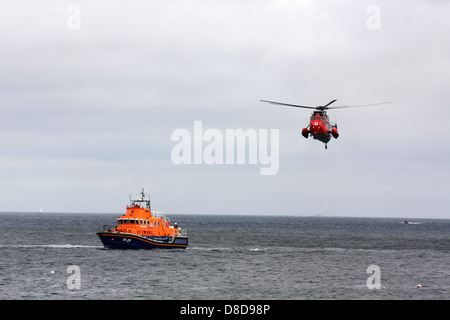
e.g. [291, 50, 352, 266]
[302, 111, 338, 148]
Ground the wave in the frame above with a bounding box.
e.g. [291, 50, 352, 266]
[187, 246, 269, 252]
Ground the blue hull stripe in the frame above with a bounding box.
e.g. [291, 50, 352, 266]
[97, 232, 188, 250]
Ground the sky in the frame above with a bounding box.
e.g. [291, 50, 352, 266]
[0, 0, 449, 218]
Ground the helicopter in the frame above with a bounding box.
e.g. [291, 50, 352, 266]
[260, 99, 391, 149]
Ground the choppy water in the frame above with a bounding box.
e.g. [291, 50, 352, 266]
[0, 213, 448, 300]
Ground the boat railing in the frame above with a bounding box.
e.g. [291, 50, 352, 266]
[153, 211, 187, 237]
[99, 225, 116, 232]
[153, 210, 167, 220]
[153, 210, 173, 226]
[177, 228, 187, 237]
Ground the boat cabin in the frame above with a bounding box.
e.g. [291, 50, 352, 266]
[109, 188, 182, 237]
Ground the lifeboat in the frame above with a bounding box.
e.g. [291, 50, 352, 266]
[96, 188, 188, 249]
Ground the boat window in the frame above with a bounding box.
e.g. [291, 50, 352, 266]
[130, 219, 135, 224]
[140, 219, 144, 225]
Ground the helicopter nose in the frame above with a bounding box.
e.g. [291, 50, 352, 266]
[311, 122, 320, 133]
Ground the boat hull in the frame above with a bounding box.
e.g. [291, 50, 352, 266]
[96, 232, 188, 250]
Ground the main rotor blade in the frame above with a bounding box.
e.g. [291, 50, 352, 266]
[322, 99, 338, 108]
[327, 102, 392, 109]
[260, 100, 317, 109]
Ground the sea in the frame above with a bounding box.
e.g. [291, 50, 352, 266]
[0, 212, 448, 301]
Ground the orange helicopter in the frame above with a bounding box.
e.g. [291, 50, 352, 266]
[260, 99, 391, 149]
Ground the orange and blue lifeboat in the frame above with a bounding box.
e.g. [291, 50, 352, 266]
[96, 188, 188, 249]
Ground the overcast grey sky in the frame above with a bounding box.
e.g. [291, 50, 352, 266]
[0, 0, 449, 218]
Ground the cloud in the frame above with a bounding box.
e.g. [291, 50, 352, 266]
[0, 0, 449, 217]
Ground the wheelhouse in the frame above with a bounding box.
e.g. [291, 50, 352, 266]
[105, 188, 186, 237]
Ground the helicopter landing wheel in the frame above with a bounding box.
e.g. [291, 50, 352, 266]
[325, 144, 328, 150]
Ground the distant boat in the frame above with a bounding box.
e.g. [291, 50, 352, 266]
[403, 220, 408, 224]
[38, 208, 43, 213]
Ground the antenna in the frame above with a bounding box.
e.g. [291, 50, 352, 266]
[148, 184, 152, 211]
[147, 177, 152, 211]
[128, 175, 132, 205]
